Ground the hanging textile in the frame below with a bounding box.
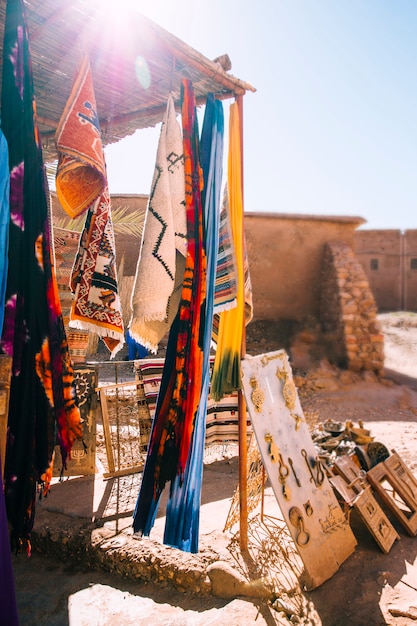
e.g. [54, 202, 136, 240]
[55, 55, 106, 219]
[0, 466, 19, 626]
[210, 102, 246, 401]
[0, 130, 9, 336]
[133, 80, 206, 538]
[164, 95, 224, 552]
[129, 95, 187, 353]
[212, 186, 238, 315]
[69, 187, 124, 358]
[0, 0, 82, 551]
[211, 185, 253, 345]
[55, 56, 124, 358]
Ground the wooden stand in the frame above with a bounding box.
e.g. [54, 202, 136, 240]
[331, 453, 400, 553]
[0, 355, 12, 480]
[367, 452, 417, 537]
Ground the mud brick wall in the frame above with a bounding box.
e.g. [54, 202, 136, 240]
[320, 241, 384, 374]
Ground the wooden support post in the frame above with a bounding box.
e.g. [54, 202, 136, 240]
[237, 94, 248, 552]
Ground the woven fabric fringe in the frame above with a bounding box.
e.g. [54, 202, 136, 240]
[129, 95, 187, 353]
[1, 0, 82, 550]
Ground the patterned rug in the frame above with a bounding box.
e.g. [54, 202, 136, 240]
[129, 94, 187, 353]
[55, 55, 106, 219]
[55, 55, 124, 357]
[69, 188, 124, 358]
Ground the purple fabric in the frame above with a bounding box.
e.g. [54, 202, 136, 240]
[0, 467, 19, 626]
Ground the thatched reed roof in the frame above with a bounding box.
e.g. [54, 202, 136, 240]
[0, 1, 255, 161]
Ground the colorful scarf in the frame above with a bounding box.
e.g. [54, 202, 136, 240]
[164, 95, 224, 552]
[55, 56, 124, 358]
[210, 102, 246, 401]
[133, 80, 206, 538]
[1, 0, 82, 551]
[0, 130, 9, 337]
[129, 95, 187, 353]
[55, 55, 106, 219]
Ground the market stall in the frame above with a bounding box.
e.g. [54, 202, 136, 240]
[0, 0, 256, 559]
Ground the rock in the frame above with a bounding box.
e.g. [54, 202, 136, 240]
[361, 370, 378, 383]
[206, 561, 272, 600]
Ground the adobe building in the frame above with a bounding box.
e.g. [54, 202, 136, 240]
[244, 213, 384, 373]
[354, 229, 417, 312]
[52, 194, 385, 374]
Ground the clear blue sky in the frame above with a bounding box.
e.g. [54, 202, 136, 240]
[104, 0, 417, 230]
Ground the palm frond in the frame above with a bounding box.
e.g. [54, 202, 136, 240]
[45, 160, 58, 191]
[53, 204, 145, 237]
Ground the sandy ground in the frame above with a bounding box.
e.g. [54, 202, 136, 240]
[294, 312, 417, 625]
[10, 312, 417, 625]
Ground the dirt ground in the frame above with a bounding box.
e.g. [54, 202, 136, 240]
[11, 312, 417, 625]
[290, 312, 417, 625]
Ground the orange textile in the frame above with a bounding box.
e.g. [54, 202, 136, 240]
[55, 55, 106, 218]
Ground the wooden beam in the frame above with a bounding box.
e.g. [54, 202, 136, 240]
[237, 94, 249, 552]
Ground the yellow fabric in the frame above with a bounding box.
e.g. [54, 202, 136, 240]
[210, 102, 245, 401]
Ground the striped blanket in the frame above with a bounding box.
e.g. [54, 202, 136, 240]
[135, 358, 251, 446]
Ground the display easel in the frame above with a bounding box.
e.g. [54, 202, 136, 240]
[241, 349, 357, 590]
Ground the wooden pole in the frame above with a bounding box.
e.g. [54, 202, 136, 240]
[237, 94, 248, 552]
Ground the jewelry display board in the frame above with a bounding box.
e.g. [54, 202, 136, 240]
[241, 350, 357, 590]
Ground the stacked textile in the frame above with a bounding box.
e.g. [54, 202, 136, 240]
[136, 357, 251, 446]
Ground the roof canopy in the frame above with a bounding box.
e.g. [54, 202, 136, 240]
[0, 0, 255, 160]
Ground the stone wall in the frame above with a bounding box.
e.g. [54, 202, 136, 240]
[320, 241, 384, 374]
